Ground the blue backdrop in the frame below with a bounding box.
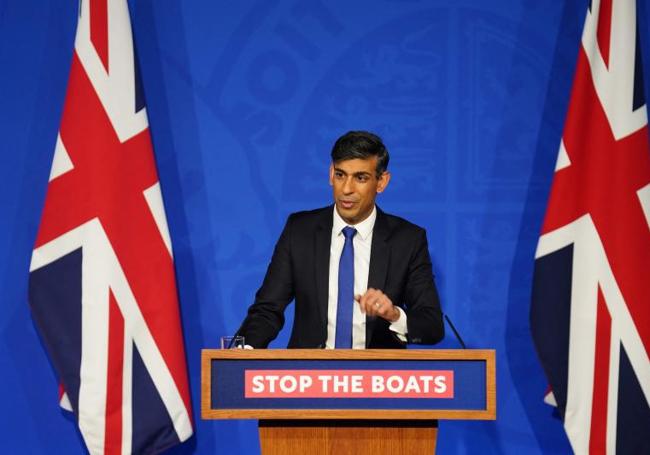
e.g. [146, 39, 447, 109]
[2, 0, 650, 453]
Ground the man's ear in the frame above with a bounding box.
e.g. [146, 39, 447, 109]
[329, 163, 334, 186]
[376, 171, 391, 193]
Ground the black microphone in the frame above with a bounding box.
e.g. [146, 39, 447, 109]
[444, 314, 466, 349]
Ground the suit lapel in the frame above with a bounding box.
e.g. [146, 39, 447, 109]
[366, 207, 391, 346]
[315, 207, 333, 332]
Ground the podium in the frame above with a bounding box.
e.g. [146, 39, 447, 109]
[202, 349, 495, 454]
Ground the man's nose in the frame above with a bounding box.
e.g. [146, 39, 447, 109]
[342, 177, 355, 193]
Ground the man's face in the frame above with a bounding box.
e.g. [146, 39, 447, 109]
[329, 157, 390, 225]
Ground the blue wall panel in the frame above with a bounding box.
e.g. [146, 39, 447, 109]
[2, 0, 648, 453]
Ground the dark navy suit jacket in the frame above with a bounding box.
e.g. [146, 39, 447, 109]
[237, 206, 444, 348]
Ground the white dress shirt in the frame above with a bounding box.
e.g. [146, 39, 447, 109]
[326, 206, 407, 349]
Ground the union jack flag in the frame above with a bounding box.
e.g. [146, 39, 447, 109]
[28, 1, 193, 453]
[531, 0, 650, 453]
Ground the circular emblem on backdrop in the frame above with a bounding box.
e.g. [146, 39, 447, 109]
[283, 6, 552, 208]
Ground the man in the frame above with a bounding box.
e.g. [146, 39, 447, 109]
[237, 131, 444, 348]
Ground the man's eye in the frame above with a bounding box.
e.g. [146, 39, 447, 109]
[334, 172, 344, 179]
[356, 175, 369, 182]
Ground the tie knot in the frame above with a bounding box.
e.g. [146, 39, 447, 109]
[342, 226, 357, 239]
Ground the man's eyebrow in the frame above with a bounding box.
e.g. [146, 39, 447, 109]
[333, 167, 372, 177]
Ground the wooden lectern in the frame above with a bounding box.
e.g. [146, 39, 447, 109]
[202, 349, 495, 454]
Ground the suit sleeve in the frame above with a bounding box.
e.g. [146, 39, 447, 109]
[404, 229, 445, 345]
[236, 216, 295, 348]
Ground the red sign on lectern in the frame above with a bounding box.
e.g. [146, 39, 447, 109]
[244, 369, 454, 398]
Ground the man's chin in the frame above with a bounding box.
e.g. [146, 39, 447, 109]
[335, 205, 358, 223]
[336, 203, 359, 222]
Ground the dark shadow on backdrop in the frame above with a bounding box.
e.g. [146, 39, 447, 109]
[505, 0, 586, 452]
[130, 1, 215, 453]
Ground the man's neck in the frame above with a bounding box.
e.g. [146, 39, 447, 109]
[333, 205, 377, 240]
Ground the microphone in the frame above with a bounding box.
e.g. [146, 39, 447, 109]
[444, 314, 466, 349]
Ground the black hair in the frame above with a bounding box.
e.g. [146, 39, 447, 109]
[330, 130, 390, 176]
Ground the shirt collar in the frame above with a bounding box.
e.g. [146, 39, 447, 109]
[332, 205, 376, 241]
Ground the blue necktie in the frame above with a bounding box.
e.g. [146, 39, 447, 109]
[335, 226, 357, 348]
